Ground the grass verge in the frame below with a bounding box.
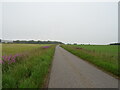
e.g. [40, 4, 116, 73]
[2, 44, 56, 88]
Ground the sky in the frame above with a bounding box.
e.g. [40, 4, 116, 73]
[1, 2, 118, 44]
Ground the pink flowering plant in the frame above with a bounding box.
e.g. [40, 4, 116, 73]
[3, 54, 18, 63]
[42, 46, 50, 49]
[2, 46, 51, 73]
[2, 53, 29, 73]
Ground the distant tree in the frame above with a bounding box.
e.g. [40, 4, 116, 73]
[67, 43, 71, 45]
[73, 43, 77, 45]
[110, 43, 120, 45]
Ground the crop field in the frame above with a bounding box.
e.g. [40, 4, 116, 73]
[61, 45, 119, 77]
[2, 44, 49, 55]
[2, 44, 56, 88]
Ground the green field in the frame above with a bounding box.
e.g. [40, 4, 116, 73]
[61, 45, 119, 77]
[2, 44, 56, 88]
[2, 44, 50, 55]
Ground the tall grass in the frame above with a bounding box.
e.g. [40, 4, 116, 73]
[61, 45, 119, 77]
[2, 44, 49, 55]
[2, 44, 56, 88]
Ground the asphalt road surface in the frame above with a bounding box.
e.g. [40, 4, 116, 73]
[48, 45, 118, 88]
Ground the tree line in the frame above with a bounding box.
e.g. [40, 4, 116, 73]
[109, 43, 120, 45]
[0, 39, 64, 44]
[13, 40, 63, 44]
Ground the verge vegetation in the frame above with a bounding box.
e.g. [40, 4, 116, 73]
[2, 44, 56, 88]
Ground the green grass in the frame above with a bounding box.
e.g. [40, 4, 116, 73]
[2, 44, 56, 88]
[61, 45, 119, 77]
[2, 44, 50, 55]
[0, 44, 2, 57]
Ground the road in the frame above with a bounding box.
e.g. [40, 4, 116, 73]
[48, 45, 118, 88]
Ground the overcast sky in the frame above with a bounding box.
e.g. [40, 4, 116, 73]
[1, 2, 118, 44]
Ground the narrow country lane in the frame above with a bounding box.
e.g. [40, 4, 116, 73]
[48, 46, 118, 88]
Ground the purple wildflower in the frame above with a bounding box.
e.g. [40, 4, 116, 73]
[0, 60, 3, 64]
[7, 55, 12, 61]
[2, 55, 7, 61]
[2, 54, 18, 64]
[42, 46, 50, 49]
